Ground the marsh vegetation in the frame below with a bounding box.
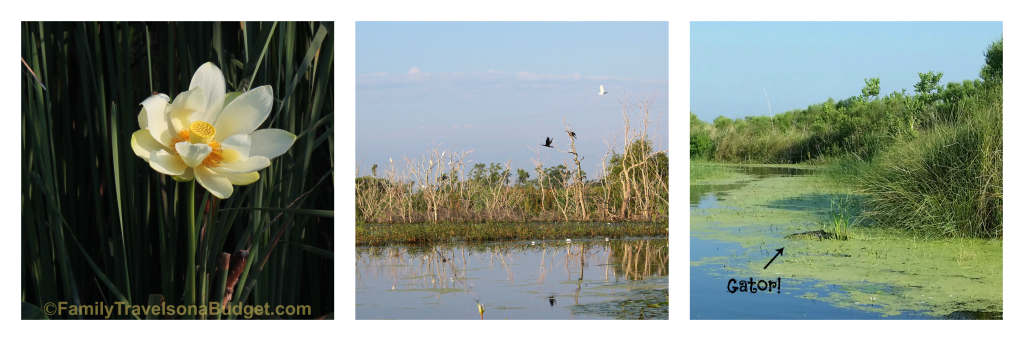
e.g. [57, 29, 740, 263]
[690, 37, 1002, 238]
[357, 93, 668, 224]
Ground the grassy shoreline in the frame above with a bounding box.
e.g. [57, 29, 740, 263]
[356, 221, 668, 246]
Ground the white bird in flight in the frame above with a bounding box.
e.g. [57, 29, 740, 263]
[599, 85, 608, 95]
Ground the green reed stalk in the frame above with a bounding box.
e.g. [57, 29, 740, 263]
[827, 197, 850, 240]
[186, 180, 196, 319]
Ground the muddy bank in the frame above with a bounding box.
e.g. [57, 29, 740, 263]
[690, 165, 1002, 318]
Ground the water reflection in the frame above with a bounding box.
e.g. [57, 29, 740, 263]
[736, 166, 816, 177]
[356, 238, 668, 319]
[690, 182, 747, 207]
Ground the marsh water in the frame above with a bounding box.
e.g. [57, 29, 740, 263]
[690, 165, 1002, 320]
[356, 238, 668, 319]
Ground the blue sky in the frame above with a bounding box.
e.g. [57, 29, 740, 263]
[690, 22, 1003, 123]
[356, 22, 668, 178]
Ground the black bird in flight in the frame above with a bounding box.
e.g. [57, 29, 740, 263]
[569, 131, 577, 139]
[542, 137, 554, 148]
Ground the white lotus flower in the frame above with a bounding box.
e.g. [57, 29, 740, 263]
[130, 62, 296, 199]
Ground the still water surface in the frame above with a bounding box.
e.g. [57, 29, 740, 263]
[357, 238, 668, 319]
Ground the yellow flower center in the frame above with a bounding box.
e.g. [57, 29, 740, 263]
[189, 121, 216, 144]
[171, 123, 224, 168]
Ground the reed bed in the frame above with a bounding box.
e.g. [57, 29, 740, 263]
[22, 22, 334, 319]
[356, 92, 668, 224]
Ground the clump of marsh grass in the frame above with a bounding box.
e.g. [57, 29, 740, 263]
[824, 195, 856, 240]
[859, 87, 1001, 238]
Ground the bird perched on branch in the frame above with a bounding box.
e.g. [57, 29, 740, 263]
[569, 131, 577, 139]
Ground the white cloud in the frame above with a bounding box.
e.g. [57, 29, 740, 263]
[408, 67, 420, 74]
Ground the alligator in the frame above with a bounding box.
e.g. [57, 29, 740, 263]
[782, 229, 839, 240]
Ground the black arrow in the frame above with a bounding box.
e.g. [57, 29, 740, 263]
[763, 247, 784, 269]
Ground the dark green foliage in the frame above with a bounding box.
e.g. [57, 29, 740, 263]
[690, 130, 713, 160]
[836, 95, 859, 110]
[690, 112, 706, 129]
[861, 77, 880, 101]
[713, 115, 733, 130]
[981, 36, 1002, 84]
[746, 115, 774, 135]
[470, 163, 511, 187]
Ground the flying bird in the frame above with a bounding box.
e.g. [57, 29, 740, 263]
[599, 85, 608, 95]
[542, 137, 554, 148]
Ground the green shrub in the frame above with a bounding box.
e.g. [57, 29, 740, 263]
[690, 130, 714, 160]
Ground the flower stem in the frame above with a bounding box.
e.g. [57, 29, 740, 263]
[186, 179, 197, 319]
